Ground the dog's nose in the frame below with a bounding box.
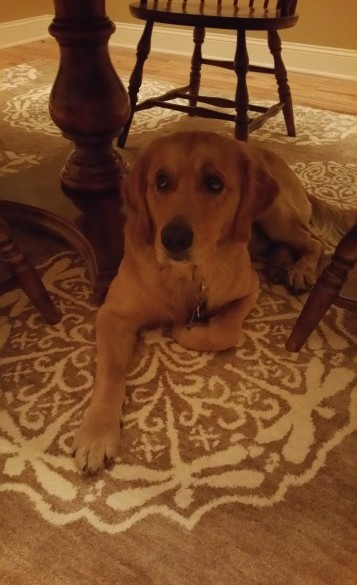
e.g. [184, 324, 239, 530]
[161, 221, 193, 257]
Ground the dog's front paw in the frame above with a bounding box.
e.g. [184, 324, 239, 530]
[172, 323, 211, 351]
[287, 261, 316, 293]
[72, 409, 121, 474]
[172, 322, 241, 352]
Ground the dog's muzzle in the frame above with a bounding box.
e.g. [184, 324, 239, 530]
[161, 220, 193, 260]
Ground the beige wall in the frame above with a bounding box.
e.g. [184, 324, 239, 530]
[107, 0, 357, 51]
[0, 0, 52, 22]
[1, 1, 356, 51]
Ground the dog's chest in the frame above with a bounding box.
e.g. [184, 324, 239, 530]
[158, 265, 228, 325]
[165, 274, 201, 319]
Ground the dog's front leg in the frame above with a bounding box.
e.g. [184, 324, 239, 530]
[72, 303, 137, 473]
[172, 289, 259, 352]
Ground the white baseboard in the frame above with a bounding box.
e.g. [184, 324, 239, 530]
[113, 22, 357, 82]
[0, 15, 53, 49]
[0, 16, 355, 81]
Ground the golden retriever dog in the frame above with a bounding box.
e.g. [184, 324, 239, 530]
[72, 130, 350, 473]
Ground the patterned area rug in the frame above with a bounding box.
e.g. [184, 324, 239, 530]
[0, 60, 357, 585]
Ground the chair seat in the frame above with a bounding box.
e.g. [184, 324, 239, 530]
[130, 1, 298, 30]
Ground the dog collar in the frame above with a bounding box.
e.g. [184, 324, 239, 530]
[187, 280, 209, 329]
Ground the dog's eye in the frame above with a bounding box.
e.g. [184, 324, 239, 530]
[156, 172, 170, 192]
[204, 174, 224, 194]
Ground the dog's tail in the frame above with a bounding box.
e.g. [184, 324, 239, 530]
[308, 192, 357, 244]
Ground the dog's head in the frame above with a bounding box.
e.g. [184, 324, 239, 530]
[122, 131, 278, 264]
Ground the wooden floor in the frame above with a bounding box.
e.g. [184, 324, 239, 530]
[0, 38, 356, 115]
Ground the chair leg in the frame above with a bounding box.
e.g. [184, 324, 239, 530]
[268, 30, 296, 137]
[188, 26, 205, 110]
[286, 224, 357, 351]
[0, 218, 61, 324]
[234, 30, 250, 141]
[118, 20, 154, 148]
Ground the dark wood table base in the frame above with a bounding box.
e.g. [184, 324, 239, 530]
[0, 1, 131, 303]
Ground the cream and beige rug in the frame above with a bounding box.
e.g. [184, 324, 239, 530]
[0, 60, 356, 584]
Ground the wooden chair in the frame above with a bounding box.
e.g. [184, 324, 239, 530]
[286, 224, 357, 352]
[0, 216, 61, 324]
[119, 0, 299, 146]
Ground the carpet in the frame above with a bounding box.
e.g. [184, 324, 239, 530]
[0, 59, 357, 585]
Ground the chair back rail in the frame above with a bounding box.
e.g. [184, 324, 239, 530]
[138, 1, 298, 17]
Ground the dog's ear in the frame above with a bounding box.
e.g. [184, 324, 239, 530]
[232, 154, 279, 242]
[121, 154, 153, 244]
